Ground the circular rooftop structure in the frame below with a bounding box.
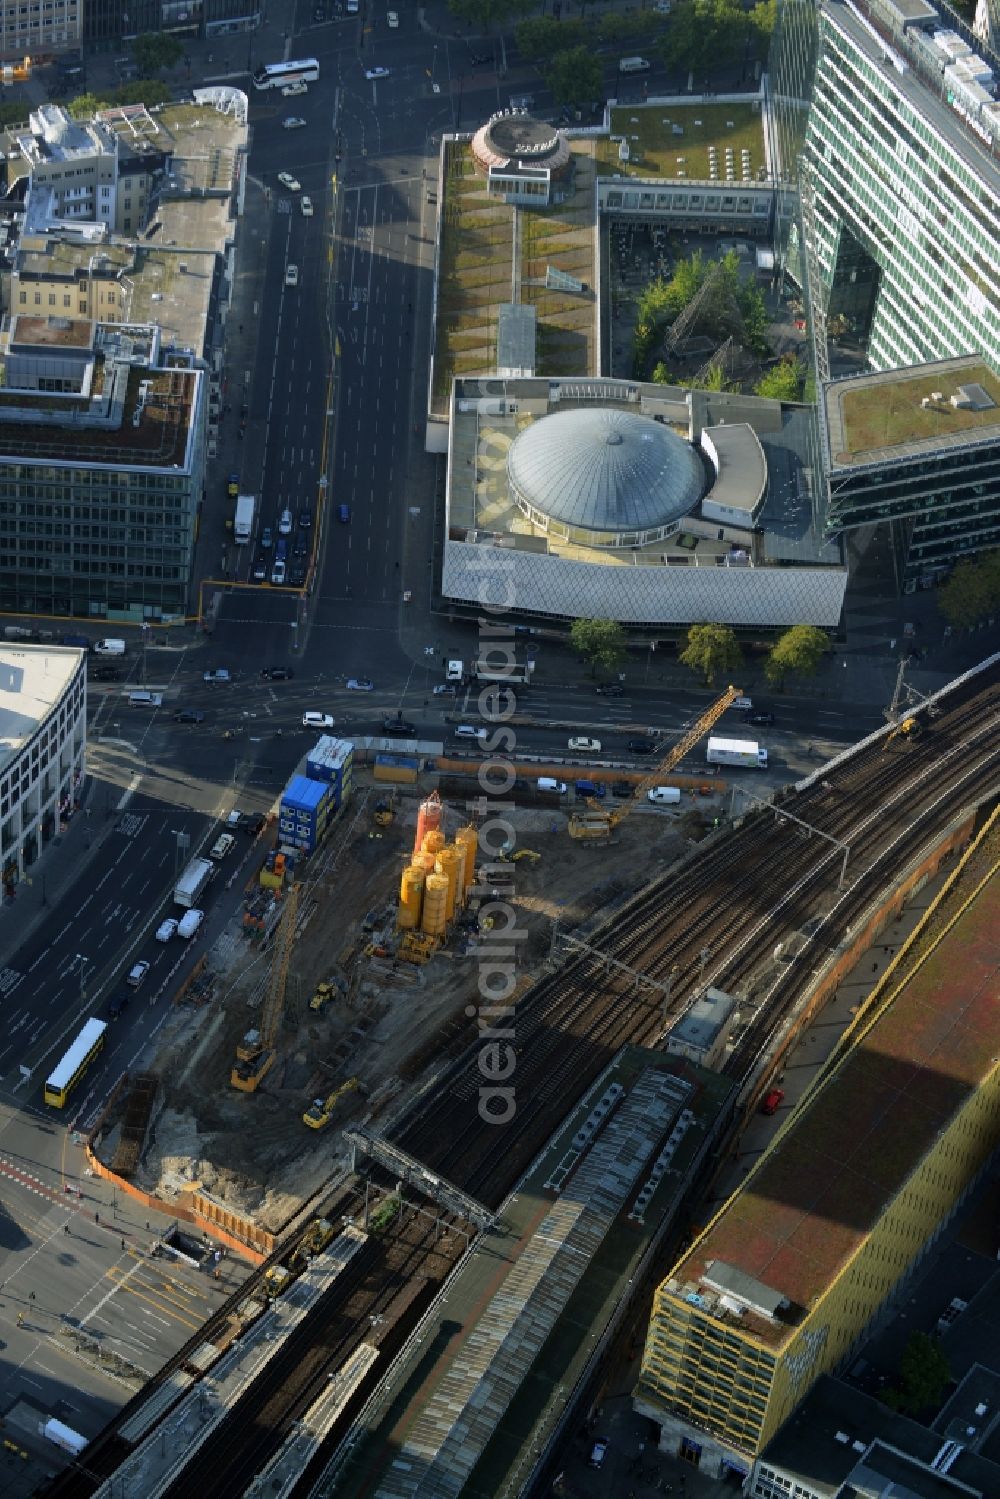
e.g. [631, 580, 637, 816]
[506, 407, 705, 547]
[471, 110, 572, 177]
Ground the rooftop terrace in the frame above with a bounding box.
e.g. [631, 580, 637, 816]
[669, 814, 1000, 1350]
[826, 358, 1000, 466]
[598, 100, 768, 184]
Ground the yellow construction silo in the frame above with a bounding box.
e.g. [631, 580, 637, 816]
[421, 828, 446, 859]
[398, 865, 425, 930]
[454, 825, 478, 896]
[413, 850, 437, 876]
[414, 791, 443, 859]
[435, 845, 462, 920]
[421, 872, 449, 938]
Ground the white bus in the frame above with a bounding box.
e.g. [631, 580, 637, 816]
[44, 1017, 107, 1108]
[252, 58, 320, 91]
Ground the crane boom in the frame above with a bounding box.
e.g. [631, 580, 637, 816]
[569, 686, 739, 840]
[232, 883, 300, 1091]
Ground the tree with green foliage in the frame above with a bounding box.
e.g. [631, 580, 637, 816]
[662, 0, 748, 75]
[132, 32, 183, 74]
[448, 0, 534, 29]
[739, 280, 770, 357]
[652, 362, 671, 385]
[679, 623, 743, 686]
[755, 358, 802, 401]
[749, 0, 777, 43]
[0, 101, 30, 128]
[597, 9, 662, 41]
[571, 618, 627, 675]
[547, 44, 603, 106]
[515, 16, 585, 60]
[883, 1332, 950, 1416]
[68, 91, 114, 119]
[765, 625, 829, 686]
[937, 549, 1000, 628]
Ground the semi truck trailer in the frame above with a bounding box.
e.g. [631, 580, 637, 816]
[174, 855, 214, 908]
[706, 736, 768, 769]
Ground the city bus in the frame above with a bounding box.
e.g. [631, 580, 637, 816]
[44, 1017, 108, 1108]
[252, 58, 320, 91]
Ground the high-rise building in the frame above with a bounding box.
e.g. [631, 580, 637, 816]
[0, 0, 80, 62]
[770, 0, 1000, 585]
[633, 844, 1000, 1483]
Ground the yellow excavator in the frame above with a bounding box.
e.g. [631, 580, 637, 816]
[231, 883, 299, 1092]
[568, 686, 738, 841]
[302, 1075, 361, 1129]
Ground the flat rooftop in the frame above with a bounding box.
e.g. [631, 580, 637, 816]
[0, 645, 82, 775]
[669, 818, 1000, 1350]
[101, 99, 245, 194]
[599, 100, 768, 184]
[826, 358, 1000, 467]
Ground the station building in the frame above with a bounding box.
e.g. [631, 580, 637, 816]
[633, 836, 1000, 1482]
[0, 644, 86, 891]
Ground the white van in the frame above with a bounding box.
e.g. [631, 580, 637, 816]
[731, 695, 753, 711]
[538, 777, 567, 794]
[648, 786, 681, 805]
[95, 638, 126, 656]
[128, 690, 163, 708]
[209, 833, 236, 861]
[177, 908, 204, 939]
[455, 724, 488, 742]
[619, 56, 651, 73]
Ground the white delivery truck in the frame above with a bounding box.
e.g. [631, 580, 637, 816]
[707, 736, 768, 769]
[174, 855, 214, 908]
[234, 493, 255, 544]
[619, 55, 651, 73]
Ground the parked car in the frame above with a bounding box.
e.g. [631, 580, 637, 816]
[589, 1438, 609, 1469]
[173, 709, 205, 724]
[277, 171, 301, 191]
[648, 786, 681, 805]
[261, 666, 294, 680]
[387, 8, 399, 25]
[568, 736, 601, 753]
[365, 65, 391, 80]
[627, 737, 657, 756]
[285, 264, 299, 287]
[611, 780, 634, 798]
[383, 717, 416, 736]
[346, 677, 374, 691]
[203, 669, 230, 683]
[537, 777, 567, 793]
[761, 1087, 785, 1115]
[156, 918, 178, 942]
[574, 779, 606, 798]
[281, 82, 308, 97]
[595, 683, 623, 696]
[91, 665, 122, 681]
[432, 683, 456, 696]
[282, 115, 307, 130]
[745, 711, 776, 726]
[303, 711, 335, 728]
[126, 960, 150, 988]
[300, 195, 314, 217]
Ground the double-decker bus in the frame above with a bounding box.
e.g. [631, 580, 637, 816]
[44, 1017, 107, 1108]
[252, 58, 320, 91]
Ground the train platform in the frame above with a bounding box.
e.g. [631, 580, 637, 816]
[329, 1046, 734, 1499]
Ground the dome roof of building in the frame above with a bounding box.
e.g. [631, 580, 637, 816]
[506, 407, 704, 537]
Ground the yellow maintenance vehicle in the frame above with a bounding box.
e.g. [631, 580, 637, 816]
[398, 931, 436, 965]
[231, 883, 299, 1092]
[261, 1263, 294, 1299]
[308, 980, 336, 1013]
[290, 1217, 336, 1268]
[302, 1076, 361, 1129]
[885, 716, 921, 746]
[569, 686, 738, 841]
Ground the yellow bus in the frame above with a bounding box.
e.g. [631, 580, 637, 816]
[44, 1018, 107, 1108]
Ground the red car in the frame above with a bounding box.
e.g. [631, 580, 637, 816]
[761, 1087, 785, 1116]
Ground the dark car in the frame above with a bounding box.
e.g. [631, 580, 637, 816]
[595, 683, 624, 696]
[90, 664, 122, 681]
[261, 667, 294, 681]
[745, 711, 776, 726]
[627, 738, 658, 756]
[289, 562, 306, 586]
[298, 510, 312, 529]
[611, 780, 634, 799]
[383, 718, 416, 736]
[469, 50, 490, 65]
[238, 812, 266, 835]
[107, 992, 130, 1020]
[293, 535, 308, 556]
[173, 709, 206, 724]
[252, 558, 267, 582]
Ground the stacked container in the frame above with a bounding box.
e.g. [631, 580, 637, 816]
[279, 777, 333, 854]
[306, 736, 353, 808]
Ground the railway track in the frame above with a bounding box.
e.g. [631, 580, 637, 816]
[43, 663, 999, 1499]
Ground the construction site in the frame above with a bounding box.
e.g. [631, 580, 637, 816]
[91, 702, 733, 1242]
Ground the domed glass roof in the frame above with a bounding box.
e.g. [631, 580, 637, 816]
[506, 408, 704, 538]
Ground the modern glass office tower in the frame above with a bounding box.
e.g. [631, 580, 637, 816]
[769, 0, 1000, 584]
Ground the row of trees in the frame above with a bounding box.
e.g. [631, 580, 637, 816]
[570, 618, 831, 687]
[937, 548, 1000, 629]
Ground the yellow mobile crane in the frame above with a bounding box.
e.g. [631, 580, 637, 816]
[231, 883, 300, 1092]
[569, 686, 740, 841]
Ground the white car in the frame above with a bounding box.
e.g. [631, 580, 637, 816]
[346, 677, 374, 691]
[568, 736, 602, 753]
[303, 711, 335, 729]
[177, 908, 204, 939]
[387, 9, 399, 26]
[432, 683, 456, 696]
[271, 559, 287, 585]
[282, 115, 307, 130]
[204, 668, 231, 683]
[300, 195, 314, 217]
[285, 264, 299, 287]
[282, 82, 308, 97]
[648, 786, 682, 805]
[277, 172, 301, 192]
[278, 508, 293, 534]
[155, 918, 178, 943]
[365, 66, 391, 80]
[127, 960, 150, 988]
